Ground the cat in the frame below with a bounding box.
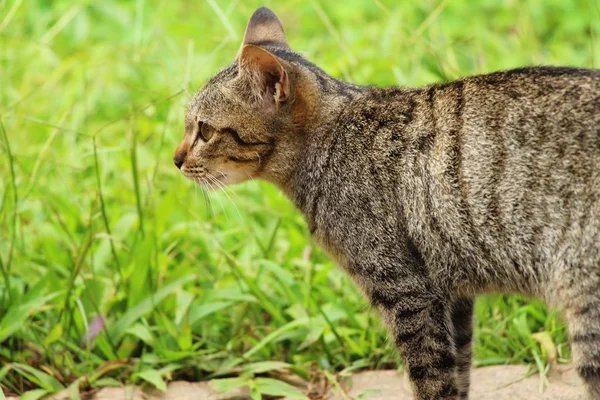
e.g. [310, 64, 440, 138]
[173, 7, 600, 400]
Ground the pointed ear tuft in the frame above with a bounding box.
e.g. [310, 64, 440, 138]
[242, 7, 289, 49]
[239, 45, 289, 108]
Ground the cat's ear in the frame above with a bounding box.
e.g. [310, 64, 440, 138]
[239, 45, 289, 108]
[242, 7, 289, 49]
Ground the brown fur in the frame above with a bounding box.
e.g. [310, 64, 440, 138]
[174, 7, 600, 400]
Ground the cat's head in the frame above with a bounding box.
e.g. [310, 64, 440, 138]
[174, 7, 320, 189]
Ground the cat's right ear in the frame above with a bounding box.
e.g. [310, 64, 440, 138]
[242, 7, 289, 49]
[239, 45, 289, 110]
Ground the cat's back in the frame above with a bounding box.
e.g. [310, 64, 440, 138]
[338, 66, 599, 182]
[450, 66, 600, 210]
[460, 66, 599, 138]
[325, 66, 599, 292]
[452, 66, 600, 215]
[441, 66, 600, 286]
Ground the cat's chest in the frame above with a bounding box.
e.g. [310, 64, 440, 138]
[310, 227, 350, 269]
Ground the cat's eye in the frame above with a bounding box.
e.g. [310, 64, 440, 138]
[198, 122, 214, 142]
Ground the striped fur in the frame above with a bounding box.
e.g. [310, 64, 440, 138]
[175, 8, 600, 400]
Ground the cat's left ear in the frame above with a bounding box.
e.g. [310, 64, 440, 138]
[242, 7, 289, 49]
[239, 45, 289, 108]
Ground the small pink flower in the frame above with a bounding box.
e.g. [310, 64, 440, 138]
[82, 315, 105, 346]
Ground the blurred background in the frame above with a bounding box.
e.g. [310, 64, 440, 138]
[0, 0, 598, 397]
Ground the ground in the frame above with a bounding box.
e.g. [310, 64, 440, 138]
[7, 366, 585, 400]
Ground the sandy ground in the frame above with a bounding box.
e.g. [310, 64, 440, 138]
[7, 365, 586, 399]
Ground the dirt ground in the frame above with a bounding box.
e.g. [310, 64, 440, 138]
[8, 365, 586, 399]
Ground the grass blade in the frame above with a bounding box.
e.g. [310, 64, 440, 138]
[107, 274, 196, 341]
[0, 120, 17, 303]
[92, 136, 122, 279]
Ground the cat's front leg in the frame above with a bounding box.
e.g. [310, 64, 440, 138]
[370, 284, 459, 400]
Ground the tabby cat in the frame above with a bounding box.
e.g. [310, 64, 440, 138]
[173, 7, 600, 400]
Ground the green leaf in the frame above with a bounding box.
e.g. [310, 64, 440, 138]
[94, 332, 118, 360]
[0, 292, 61, 342]
[0, 365, 10, 383]
[209, 287, 257, 303]
[66, 378, 83, 400]
[80, 278, 111, 316]
[243, 318, 308, 359]
[255, 378, 308, 400]
[242, 361, 292, 374]
[156, 364, 183, 376]
[222, 254, 286, 324]
[11, 363, 64, 392]
[108, 274, 196, 341]
[177, 318, 192, 350]
[116, 336, 139, 359]
[19, 390, 48, 400]
[125, 323, 154, 345]
[136, 369, 167, 392]
[209, 377, 249, 393]
[175, 290, 194, 324]
[91, 377, 121, 388]
[44, 323, 63, 347]
[513, 315, 534, 346]
[250, 382, 262, 400]
[126, 235, 154, 308]
[298, 324, 325, 350]
[189, 301, 234, 327]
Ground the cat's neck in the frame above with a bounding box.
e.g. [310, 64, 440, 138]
[276, 83, 363, 215]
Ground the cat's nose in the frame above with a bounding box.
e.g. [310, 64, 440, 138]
[173, 144, 188, 169]
[173, 154, 184, 169]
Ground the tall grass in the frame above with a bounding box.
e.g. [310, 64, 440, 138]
[0, 0, 598, 397]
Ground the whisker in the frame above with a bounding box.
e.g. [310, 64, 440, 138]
[205, 174, 229, 220]
[203, 178, 217, 218]
[193, 175, 200, 205]
[196, 176, 214, 218]
[206, 172, 242, 219]
[206, 173, 241, 219]
[215, 169, 244, 204]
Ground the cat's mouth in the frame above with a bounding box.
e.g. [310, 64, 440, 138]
[181, 165, 252, 190]
[179, 165, 224, 188]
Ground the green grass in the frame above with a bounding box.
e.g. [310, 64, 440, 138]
[0, 0, 598, 397]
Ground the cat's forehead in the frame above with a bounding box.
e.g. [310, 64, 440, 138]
[186, 63, 270, 133]
[186, 63, 239, 123]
